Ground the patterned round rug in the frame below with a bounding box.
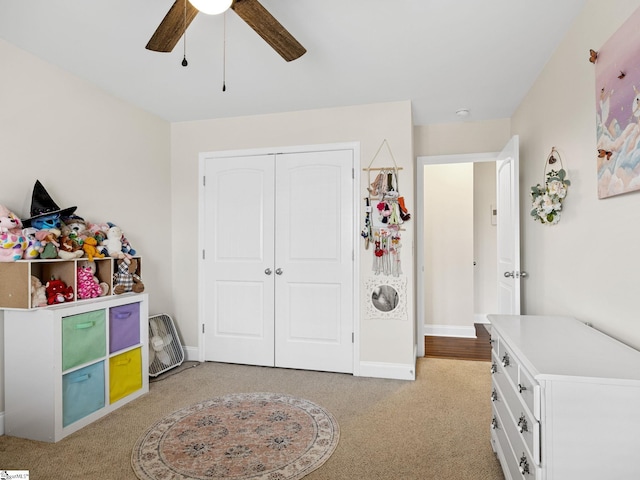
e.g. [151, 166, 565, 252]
[131, 392, 340, 480]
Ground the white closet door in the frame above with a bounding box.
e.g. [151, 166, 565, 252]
[274, 150, 354, 373]
[203, 155, 275, 366]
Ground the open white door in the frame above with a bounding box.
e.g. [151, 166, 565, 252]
[496, 135, 521, 314]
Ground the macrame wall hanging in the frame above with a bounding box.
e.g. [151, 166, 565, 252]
[361, 139, 411, 276]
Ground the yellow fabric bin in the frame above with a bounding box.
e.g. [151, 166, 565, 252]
[109, 348, 142, 404]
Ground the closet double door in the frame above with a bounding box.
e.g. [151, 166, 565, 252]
[202, 148, 354, 374]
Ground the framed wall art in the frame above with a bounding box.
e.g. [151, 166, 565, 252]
[594, 7, 640, 199]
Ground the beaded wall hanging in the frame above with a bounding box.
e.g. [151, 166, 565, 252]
[361, 139, 411, 276]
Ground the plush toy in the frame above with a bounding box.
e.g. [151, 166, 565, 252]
[77, 261, 109, 299]
[82, 237, 104, 262]
[113, 258, 144, 294]
[58, 235, 84, 260]
[0, 205, 28, 262]
[61, 215, 89, 241]
[35, 228, 61, 259]
[103, 225, 126, 259]
[107, 222, 137, 256]
[31, 213, 61, 231]
[45, 278, 74, 305]
[30, 275, 47, 307]
[22, 227, 44, 259]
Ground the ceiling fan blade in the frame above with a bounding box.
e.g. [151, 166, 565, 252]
[231, 0, 306, 62]
[146, 0, 199, 52]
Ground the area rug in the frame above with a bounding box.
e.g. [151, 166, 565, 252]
[131, 392, 340, 480]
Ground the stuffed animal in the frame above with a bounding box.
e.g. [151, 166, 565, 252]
[35, 228, 61, 259]
[45, 278, 74, 305]
[103, 225, 126, 259]
[61, 215, 89, 241]
[77, 261, 109, 299]
[57, 235, 84, 260]
[30, 275, 47, 307]
[0, 205, 28, 262]
[107, 222, 137, 256]
[22, 227, 44, 259]
[113, 258, 144, 294]
[82, 237, 104, 262]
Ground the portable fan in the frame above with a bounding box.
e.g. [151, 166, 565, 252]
[149, 314, 185, 377]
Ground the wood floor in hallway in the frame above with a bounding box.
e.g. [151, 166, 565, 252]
[424, 323, 492, 362]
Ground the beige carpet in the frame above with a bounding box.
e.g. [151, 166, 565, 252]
[0, 358, 504, 480]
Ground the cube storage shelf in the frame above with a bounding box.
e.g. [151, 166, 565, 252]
[3, 293, 149, 442]
[0, 257, 142, 309]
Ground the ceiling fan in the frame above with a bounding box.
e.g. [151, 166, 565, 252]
[146, 0, 306, 62]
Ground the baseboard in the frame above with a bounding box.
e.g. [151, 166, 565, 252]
[474, 313, 490, 324]
[424, 324, 477, 338]
[183, 346, 199, 362]
[357, 360, 416, 380]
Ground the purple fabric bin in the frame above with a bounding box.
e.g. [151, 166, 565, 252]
[109, 302, 140, 353]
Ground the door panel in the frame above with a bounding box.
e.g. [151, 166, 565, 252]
[203, 155, 275, 366]
[274, 150, 354, 373]
[202, 148, 354, 374]
[496, 136, 521, 314]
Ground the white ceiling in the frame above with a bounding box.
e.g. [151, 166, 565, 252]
[0, 0, 587, 125]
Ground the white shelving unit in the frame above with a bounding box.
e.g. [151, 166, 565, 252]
[3, 293, 149, 442]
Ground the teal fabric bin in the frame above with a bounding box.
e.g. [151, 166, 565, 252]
[62, 310, 106, 371]
[62, 361, 105, 427]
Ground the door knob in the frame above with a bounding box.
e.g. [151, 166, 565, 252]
[275, 268, 283, 275]
[504, 271, 514, 278]
[265, 268, 272, 275]
[519, 271, 528, 278]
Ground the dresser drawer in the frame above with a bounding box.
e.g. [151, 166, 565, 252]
[497, 339, 519, 387]
[62, 361, 105, 427]
[109, 302, 141, 353]
[62, 310, 106, 371]
[109, 347, 142, 404]
[493, 374, 540, 465]
[493, 396, 540, 480]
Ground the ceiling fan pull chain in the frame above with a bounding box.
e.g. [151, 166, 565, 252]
[181, 0, 189, 67]
[222, 11, 227, 92]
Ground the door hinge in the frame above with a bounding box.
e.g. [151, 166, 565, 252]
[202, 324, 205, 334]
[352, 168, 354, 179]
[203, 176, 206, 186]
[202, 250, 205, 260]
[352, 332, 354, 343]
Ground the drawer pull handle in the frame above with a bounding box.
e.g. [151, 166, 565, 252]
[70, 374, 90, 383]
[115, 312, 132, 319]
[491, 417, 498, 429]
[519, 454, 530, 475]
[501, 353, 510, 367]
[491, 363, 497, 374]
[518, 383, 527, 394]
[115, 359, 132, 366]
[74, 321, 96, 329]
[517, 414, 529, 433]
[491, 389, 498, 402]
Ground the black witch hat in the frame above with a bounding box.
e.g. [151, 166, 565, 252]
[21, 180, 77, 228]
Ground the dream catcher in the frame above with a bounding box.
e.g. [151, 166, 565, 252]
[362, 139, 411, 276]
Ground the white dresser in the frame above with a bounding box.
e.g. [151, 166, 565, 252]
[488, 314, 640, 480]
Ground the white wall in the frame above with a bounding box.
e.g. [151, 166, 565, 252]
[512, 0, 640, 349]
[0, 39, 173, 413]
[474, 162, 497, 317]
[423, 163, 474, 332]
[170, 102, 416, 378]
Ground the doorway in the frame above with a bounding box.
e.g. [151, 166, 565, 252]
[416, 152, 498, 357]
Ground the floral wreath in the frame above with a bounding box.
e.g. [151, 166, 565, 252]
[530, 147, 571, 225]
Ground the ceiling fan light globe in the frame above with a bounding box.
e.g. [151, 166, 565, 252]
[188, 0, 232, 15]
